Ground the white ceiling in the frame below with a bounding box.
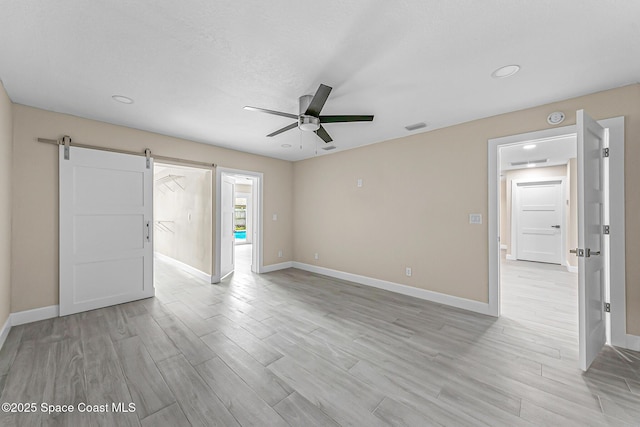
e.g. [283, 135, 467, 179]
[500, 134, 577, 171]
[1, 1, 638, 162]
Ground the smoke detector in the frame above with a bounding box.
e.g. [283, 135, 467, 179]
[547, 111, 565, 125]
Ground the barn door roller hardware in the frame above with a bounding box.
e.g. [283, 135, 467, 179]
[37, 135, 217, 169]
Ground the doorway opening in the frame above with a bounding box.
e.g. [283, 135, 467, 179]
[153, 162, 214, 284]
[215, 168, 263, 282]
[498, 135, 580, 348]
[488, 115, 626, 370]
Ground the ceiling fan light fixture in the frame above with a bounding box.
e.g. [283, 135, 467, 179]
[299, 115, 320, 132]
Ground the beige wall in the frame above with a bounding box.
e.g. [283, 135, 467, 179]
[502, 164, 571, 260]
[0, 82, 12, 327]
[154, 164, 212, 274]
[11, 105, 293, 312]
[293, 84, 640, 335]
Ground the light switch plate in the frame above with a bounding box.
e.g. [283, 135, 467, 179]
[272, 213, 277, 221]
[357, 178, 363, 187]
[469, 214, 482, 224]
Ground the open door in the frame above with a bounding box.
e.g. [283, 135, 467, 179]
[576, 110, 607, 371]
[59, 146, 154, 316]
[220, 174, 235, 279]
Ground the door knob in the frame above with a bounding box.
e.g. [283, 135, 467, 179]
[551, 225, 561, 229]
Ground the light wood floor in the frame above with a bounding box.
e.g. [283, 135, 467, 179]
[1, 246, 639, 426]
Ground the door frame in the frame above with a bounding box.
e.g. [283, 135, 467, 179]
[214, 167, 264, 282]
[511, 176, 566, 266]
[487, 116, 627, 348]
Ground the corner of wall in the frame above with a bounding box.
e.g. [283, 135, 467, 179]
[0, 80, 13, 339]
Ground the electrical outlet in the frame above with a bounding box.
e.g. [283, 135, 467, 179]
[278, 250, 283, 258]
[272, 213, 278, 221]
[357, 178, 363, 187]
[405, 267, 412, 277]
[314, 253, 319, 260]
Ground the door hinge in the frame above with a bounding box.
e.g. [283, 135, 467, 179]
[145, 148, 151, 169]
[62, 135, 72, 160]
[603, 225, 610, 235]
[604, 302, 611, 313]
[603, 147, 610, 158]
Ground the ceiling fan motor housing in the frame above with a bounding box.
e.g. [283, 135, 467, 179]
[298, 94, 320, 131]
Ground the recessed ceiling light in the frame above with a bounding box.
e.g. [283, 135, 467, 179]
[491, 65, 520, 79]
[281, 144, 291, 148]
[523, 144, 536, 150]
[112, 95, 134, 104]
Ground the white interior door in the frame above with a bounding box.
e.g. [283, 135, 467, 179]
[515, 180, 563, 264]
[577, 110, 607, 371]
[59, 146, 154, 316]
[220, 175, 235, 279]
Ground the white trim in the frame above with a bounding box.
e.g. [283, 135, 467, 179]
[505, 254, 516, 261]
[293, 262, 492, 316]
[488, 116, 626, 346]
[10, 305, 59, 326]
[0, 316, 10, 350]
[261, 261, 293, 273]
[500, 244, 507, 250]
[511, 176, 566, 265]
[626, 334, 640, 351]
[154, 252, 212, 283]
[215, 167, 264, 283]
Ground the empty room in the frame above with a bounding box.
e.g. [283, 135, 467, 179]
[1, 1, 639, 426]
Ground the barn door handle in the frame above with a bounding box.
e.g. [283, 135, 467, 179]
[551, 225, 561, 228]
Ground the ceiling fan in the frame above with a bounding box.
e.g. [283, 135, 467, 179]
[244, 84, 374, 143]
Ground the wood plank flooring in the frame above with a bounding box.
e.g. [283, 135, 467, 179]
[0, 245, 639, 426]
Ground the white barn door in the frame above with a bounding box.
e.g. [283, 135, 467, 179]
[59, 146, 154, 316]
[577, 110, 607, 371]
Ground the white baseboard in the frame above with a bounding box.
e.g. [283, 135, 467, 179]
[0, 316, 10, 351]
[292, 262, 491, 316]
[261, 261, 293, 273]
[500, 244, 507, 250]
[10, 305, 59, 326]
[626, 334, 640, 351]
[566, 263, 578, 273]
[506, 254, 516, 260]
[154, 252, 212, 283]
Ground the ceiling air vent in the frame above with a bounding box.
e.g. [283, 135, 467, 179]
[405, 122, 427, 131]
[510, 159, 549, 166]
[322, 145, 337, 151]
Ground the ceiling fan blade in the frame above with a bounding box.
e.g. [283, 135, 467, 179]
[320, 115, 374, 123]
[315, 125, 333, 143]
[305, 84, 332, 116]
[267, 122, 298, 137]
[244, 106, 298, 120]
